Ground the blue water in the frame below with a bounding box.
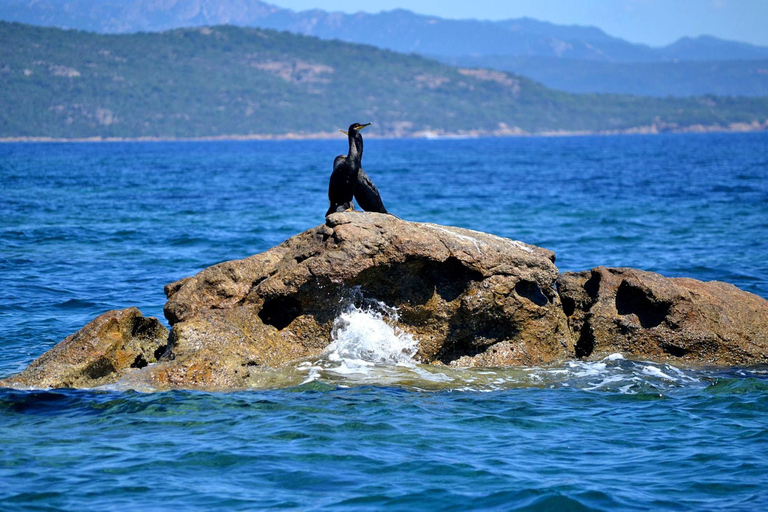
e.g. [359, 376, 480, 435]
[2, 133, 768, 510]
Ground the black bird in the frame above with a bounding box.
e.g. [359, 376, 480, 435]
[342, 124, 389, 214]
[326, 122, 368, 217]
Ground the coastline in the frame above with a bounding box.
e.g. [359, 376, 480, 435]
[1, 120, 766, 143]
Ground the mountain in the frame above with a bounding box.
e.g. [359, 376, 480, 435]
[3, 0, 768, 62]
[659, 36, 768, 62]
[1, 22, 767, 139]
[441, 56, 768, 98]
[2, 0, 768, 97]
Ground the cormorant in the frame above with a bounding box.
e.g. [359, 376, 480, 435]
[340, 123, 389, 214]
[326, 122, 368, 217]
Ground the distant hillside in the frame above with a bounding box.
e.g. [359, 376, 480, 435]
[3, 0, 768, 97]
[441, 56, 768, 98]
[1, 22, 767, 139]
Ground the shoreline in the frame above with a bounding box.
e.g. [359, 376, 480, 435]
[1, 121, 766, 143]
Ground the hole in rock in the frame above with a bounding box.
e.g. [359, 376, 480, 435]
[615, 282, 670, 329]
[353, 256, 483, 306]
[515, 280, 549, 306]
[437, 337, 491, 365]
[259, 296, 302, 330]
[584, 272, 601, 300]
[131, 318, 153, 338]
[438, 320, 519, 365]
[131, 354, 148, 369]
[154, 345, 168, 361]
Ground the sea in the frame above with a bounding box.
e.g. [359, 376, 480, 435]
[1, 132, 767, 510]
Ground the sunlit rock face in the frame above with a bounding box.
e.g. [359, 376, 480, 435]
[557, 267, 768, 366]
[153, 212, 573, 388]
[0, 308, 167, 389]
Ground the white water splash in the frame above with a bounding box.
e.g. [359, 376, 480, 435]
[297, 298, 426, 385]
[325, 302, 418, 365]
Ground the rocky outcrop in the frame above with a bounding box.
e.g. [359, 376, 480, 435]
[144, 212, 573, 388]
[0, 308, 168, 389]
[557, 267, 768, 366]
[3, 215, 768, 391]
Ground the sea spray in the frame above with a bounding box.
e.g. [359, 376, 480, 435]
[326, 300, 418, 365]
[296, 294, 433, 385]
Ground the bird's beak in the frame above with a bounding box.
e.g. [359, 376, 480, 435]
[339, 129, 348, 135]
[358, 123, 372, 130]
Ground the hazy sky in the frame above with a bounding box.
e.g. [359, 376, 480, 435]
[268, 0, 768, 47]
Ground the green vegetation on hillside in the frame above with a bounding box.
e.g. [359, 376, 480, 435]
[1, 21, 767, 138]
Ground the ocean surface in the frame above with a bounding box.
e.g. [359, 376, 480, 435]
[1, 132, 768, 510]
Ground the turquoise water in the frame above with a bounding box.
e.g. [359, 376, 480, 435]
[2, 133, 768, 510]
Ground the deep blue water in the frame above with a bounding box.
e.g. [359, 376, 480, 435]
[1, 133, 768, 510]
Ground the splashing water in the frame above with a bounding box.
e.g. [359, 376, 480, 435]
[295, 298, 447, 386]
[326, 301, 418, 365]
[292, 297, 713, 393]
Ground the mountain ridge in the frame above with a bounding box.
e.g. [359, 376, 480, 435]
[2, 0, 768, 62]
[1, 21, 767, 140]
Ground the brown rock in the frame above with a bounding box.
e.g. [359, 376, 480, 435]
[147, 212, 572, 387]
[0, 308, 168, 389]
[557, 267, 768, 366]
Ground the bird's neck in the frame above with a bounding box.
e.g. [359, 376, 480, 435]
[347, 133, 360, 168]
[355, 133, 364, 162]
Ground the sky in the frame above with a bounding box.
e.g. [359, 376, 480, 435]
[267, 0, 768, 47]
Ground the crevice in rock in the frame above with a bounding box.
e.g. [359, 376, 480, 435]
[244, 275, 269, 299]
[661, 343, 689, 358]
[555, 273, 599, 359]
[515, 280, 549, 306]
[259, 295, 303, 330]
[615, 281, 670, 328]
[294, 253, 311, 264]
[561, 295, 576, 317]
[574, 321, 595, 358]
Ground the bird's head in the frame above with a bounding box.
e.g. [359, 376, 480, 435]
[339, 122, 371, 136]
[333, 154, 346, 169]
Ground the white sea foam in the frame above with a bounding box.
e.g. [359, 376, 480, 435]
[325, 302, 418, 365]
[294, 297, 423, 384]
[641, 365, 676, 381]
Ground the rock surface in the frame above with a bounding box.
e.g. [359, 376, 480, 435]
[147, 212, 573, 388]
[4, 215, 768, 391]
[0, 308, 168, 389]
[557, 267, 768, 366]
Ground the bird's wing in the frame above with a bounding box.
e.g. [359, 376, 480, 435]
[354, 168, 388, 213]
